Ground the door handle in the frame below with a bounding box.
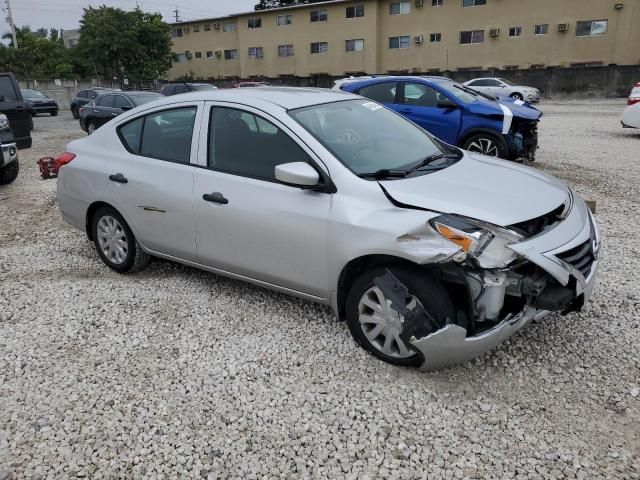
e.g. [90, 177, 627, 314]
[202, 192, 228, 205]
[109, 173, 128, 184]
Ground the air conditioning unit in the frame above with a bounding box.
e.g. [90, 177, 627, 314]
[213, 23, 220, 29]
[215, 50, 222, 57]
[415, 0, 424, 7]
[414, 35, 424, 45]
[558, 23, 569, 32]
[490, 28, 500, 38]
[185, 51, 192, 59]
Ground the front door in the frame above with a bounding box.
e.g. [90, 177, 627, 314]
[106, 103, 202, 260]
[193, 104, 331, 296]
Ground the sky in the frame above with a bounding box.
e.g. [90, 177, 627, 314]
[1, 0, 257, 33]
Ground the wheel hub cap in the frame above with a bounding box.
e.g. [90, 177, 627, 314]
[467, 138, 499, 156]
[96, 215, 128, 265]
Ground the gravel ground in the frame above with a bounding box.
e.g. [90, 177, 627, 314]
[1, 103, 639, 479]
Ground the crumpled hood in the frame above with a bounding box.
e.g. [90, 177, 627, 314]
[380, 153, 569, 226]
[468, 98, 541, 121]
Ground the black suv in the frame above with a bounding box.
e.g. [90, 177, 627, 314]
[0, 73, 31, 184]
[160, 82, 217, 96]
[70, 87, 120, 119]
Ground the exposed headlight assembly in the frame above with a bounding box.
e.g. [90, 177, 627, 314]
[430, 214, 524, 268]
[0, 114, 9, 130]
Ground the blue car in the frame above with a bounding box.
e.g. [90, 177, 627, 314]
[334, 76, 542, 161]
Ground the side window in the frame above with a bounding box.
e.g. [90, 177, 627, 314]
[113, 95, 132, 109]
[486, 79, 502, 87]
[208, 107, 310, 180]
[97, 95, 114, 107]
[357, 82, 397, 104]
[88, 90, 98, 99]
[140, 108, 197, 163]
[77, 90, 88, 99]
[173, 85, 188, 94]
[401, 83, 443, 107]
[0, 77, 18, 101]
[119, 117, 144, 153]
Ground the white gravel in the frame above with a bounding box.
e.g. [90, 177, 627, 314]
[1, 104, 639, 479]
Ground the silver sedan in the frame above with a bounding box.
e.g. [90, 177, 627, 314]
[56, 87, 598, 369]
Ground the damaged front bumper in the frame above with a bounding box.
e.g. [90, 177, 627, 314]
[413, 193, 600, 370]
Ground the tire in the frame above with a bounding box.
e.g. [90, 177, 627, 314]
[461, 133, 509, 159]
[91, 206, 150, 274]
[71, 107, 79, 119]
[87, 120, 97, 135]
[0, 160, 19, 186]
[51, 110, 58, 117]
[345, 265, 456, 367]
[510, 92, 524, 101]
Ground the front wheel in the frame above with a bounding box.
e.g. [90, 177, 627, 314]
[0, 160, 19, 185]
[461, 133, 509, 159]
[51, 110, 58, 117]
[510, 92, 524, 101]
[91, 206, 150, 273]
[87, 120, 97, 135]
[345, 266, 456, 367]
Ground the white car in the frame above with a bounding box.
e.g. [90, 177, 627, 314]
[627, 82, 640, 106]
[55, 88, 599, 370]
[464, 78, 540, 103]
[622, 102, 640, 129]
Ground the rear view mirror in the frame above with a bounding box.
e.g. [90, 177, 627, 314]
[437, 98, 457, 109]
[275, 162, 320, 188]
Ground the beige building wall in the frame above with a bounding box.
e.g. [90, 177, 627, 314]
[168, 0, 639, 80]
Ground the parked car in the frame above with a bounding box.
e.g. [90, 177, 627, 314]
[463, 78, 540, 103]
[621, 101, 640, 129]
[79, 91, 164, 134]
[0, 113, 19, 185]
[160, 82, 218, 96]
[20, 88, 59, 116]
[627, 82, 640, 106]
[56, 88, 599, 370]
[236, 81, 271, 88]
[0, 72, 32, 150]
[70, 87, 121, 119]
[335, 76, 541, 161]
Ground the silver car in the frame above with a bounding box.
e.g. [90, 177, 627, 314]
[57, 88, 599, 370]
[463, 78, 541, 103]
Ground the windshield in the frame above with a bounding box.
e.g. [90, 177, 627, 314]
[437, 81, 479, 104]
[289, 99, 449, 176]
[498, 78, 515, 86]
[22, 89, 45, 98]
[192, 84, 216, 90]
[130, 93, 164, 106]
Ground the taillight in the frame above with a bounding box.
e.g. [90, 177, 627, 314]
[628, 98, 640, 106]
[79, 107, 85, 114]
[55, 152, 76, 169]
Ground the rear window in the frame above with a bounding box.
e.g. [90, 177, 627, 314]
[356, 82, 397, 104]
[96, 95, 114, 107]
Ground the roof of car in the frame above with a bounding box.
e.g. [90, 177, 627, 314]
[337, 75, 453, 85]
[156, 87, 354, 110]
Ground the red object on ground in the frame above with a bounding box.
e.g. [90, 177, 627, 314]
[37, 156, 58, 179]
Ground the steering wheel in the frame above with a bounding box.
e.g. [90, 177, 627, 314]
[335, 128, 363, 145]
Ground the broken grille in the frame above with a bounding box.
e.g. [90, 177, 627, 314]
[555, 239, 595, 279]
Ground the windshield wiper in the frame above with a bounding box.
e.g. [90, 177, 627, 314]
[358, 169, 408, 180]
[405, 152, 462, 173]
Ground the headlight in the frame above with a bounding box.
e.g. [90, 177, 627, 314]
[430, 214, 524, 268]
[0, 114, 9, 130]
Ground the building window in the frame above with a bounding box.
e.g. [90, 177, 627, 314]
[278, 44, 294, 57]
[310, 41, 328, 54]
[432, 0, 443, 5]
[534, 24, 548, 35]
[570, 61, 603, 67]
[576, 20, 608, 36]
[195, 51, 202, 59]
[530, 63, 545, 69]
[204, 24, 211, 31]
[504, 65, 519, 70]
[460, 30, 484, 44]
[222, 21, 236, 32]
[224, 49, 238, 60]
[509, 26, 522, 37]
[462, 0, 486, 6]
[172, 28, 183, 38]
[430, 33, 442, 42]
[206, 51, 213, 58]
[346, 39, 364, 52]
[193, 25, 200, 32]
[389, 36, 410, 49]
[390, 1, 410, 15]
[248, 47, 264, 59]
[277, 14, 292, 26]
[346, 4, 365, 18]
[248, 17, 262, 29]
[310, 9, 328, 22]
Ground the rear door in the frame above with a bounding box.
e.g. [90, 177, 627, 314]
[396, 82, 461, 144]
[93, 94, 118, 126]
[0, 73, 32, 149]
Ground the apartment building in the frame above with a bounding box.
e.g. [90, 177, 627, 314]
[168, 0, 639, 80]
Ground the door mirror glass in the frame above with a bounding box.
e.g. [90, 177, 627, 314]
[275, 162, 320, 187]
[437, 98, 457, 109]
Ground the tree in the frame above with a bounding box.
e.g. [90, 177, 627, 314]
[78, 6, 173, 81]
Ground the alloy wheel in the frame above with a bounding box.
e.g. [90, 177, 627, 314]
[467, 137, 499, 156]
[357, 286, 416, 358]
[87, 122, 96, 135]
[96, 215, 129, 265]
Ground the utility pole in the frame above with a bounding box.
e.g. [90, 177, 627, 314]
[173, 6, 180, 22]
[5, 0, 18, 48]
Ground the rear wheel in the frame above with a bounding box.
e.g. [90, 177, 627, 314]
[345, 265, 455, 367]
[0, 160, 18, 185]
[51, 110, 58, 117]
[71, 107, 79, 119]
[87, 120, 97, 135]
[91, 206, 150, 273]
[461, 133, 509, 159]
[510, 92, 524, 101]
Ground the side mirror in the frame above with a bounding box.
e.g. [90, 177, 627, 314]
[275, 162, 320, 188]
[121, 105, 132, 111]
[437, 98, 457, 109]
